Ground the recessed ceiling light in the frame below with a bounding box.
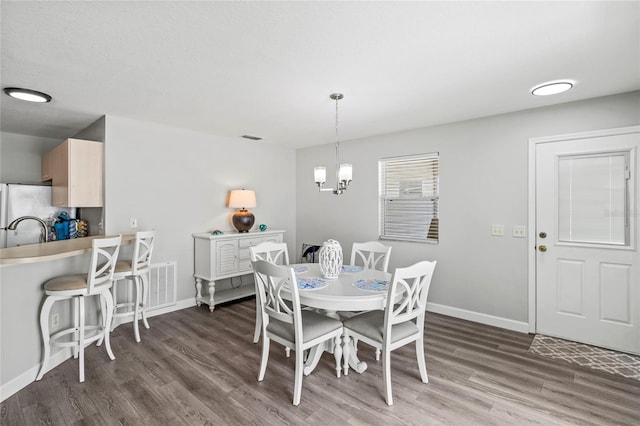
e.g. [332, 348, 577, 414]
[3, 87, 52, 103]
[531, 81, 574, 96]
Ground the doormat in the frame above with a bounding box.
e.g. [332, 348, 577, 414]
[529, 335, 640, 381]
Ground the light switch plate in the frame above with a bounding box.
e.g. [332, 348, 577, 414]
[491, 225, 504, 236]
[512, 225, 526, 238]
[130, 217, 138, 228]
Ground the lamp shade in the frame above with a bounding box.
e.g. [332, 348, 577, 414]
[229, 189, 256, 209]
[338, 164, 352, 182]
[314, 167, 327, 184]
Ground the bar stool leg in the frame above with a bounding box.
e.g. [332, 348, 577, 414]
[97, 293, 107, 347]
[133, 277, 141, 343]
[78, 295, 86, 383]
[73, 297, 80, 359]
[102, 290, 116, 361]
[36, 297, 55, 381]
[140, 273, 150, 330]
[110, 280, 119, 333]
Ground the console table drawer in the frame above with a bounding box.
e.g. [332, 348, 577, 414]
[193, 230, 285, 312]
[239, 237, 263, 247]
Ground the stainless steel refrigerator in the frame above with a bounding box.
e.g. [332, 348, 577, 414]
[0, 183, 76, 248]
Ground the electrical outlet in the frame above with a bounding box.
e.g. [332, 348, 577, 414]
[130, 217, 138, 228]
[52, 313, 59, 327]
[491, 224, 504, 236]
[512, 225, 527, 238]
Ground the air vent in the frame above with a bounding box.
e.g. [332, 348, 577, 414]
[242, 135, 262, 141]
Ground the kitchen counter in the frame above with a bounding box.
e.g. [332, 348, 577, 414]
[0, 234, 135, 265]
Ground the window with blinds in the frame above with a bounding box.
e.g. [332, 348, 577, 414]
[379, 153, 439, 243]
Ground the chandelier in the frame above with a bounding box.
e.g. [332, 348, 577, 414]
[314, 93, 352, 195]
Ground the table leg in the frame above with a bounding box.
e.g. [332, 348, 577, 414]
[208, 280, 215, 312]
[195, 277, 202, 307]
[303, 342, 328, 376]
[342, 334, 350, 376]
[348, 336, 368, 374]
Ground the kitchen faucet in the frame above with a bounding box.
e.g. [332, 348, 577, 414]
[7, 216, 50, 243]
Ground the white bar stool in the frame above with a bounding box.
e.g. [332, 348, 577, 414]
[36, 235, 122, 383]
[111, 230, 155, 342]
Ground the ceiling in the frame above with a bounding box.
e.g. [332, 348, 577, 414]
[1, 1, 638, 149]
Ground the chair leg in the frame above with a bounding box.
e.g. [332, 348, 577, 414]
[102, 290, 116, 361]
[253, 296, 261, 343]
[416, 336, 428, 383]
[140, 273, 150, 330]
[78, 296, 86, 383]
[36, 296, 56, 381]
[382, 348, 393, 405]
[375, 348, 381, 361]
[133, 277, 141, 343]
[293, 345, 304, 406]
[258, 337, 270, 381]
[285, 347, 291, 357]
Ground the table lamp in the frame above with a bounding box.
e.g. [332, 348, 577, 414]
[229, 189, 257, 232]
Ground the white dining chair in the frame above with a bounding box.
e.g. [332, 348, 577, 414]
[251, 260, 343, 406]
[249, 242, 290, 344]
[350, 241, 392, 272]
[349, 241, 393, 360]
[342, 260, 437, 405]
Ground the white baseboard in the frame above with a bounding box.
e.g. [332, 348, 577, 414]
[427, 302, 530, 334]
[0, 297, 197, 402]
[0, 347, 72, 403]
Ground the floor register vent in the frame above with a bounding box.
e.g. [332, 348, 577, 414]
[113, 261, 177, 312]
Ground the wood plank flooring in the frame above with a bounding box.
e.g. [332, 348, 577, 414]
[2, 298, 639, 425]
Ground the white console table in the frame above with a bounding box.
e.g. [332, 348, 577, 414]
[192, 230, 285, 311]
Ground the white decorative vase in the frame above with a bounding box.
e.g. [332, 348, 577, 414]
[319, 239, 343, 279]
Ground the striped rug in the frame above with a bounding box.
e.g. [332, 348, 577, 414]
[529, 334, 640, 381]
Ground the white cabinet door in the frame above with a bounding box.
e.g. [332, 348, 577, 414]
[216, 240, 238, 276]
[535, 130, 639, 354]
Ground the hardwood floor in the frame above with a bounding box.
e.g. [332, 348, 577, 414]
[2, 298, 639, 425]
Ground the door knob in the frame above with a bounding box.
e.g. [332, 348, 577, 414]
[539, 245, 547, 252]
[539, 232, 547, 239]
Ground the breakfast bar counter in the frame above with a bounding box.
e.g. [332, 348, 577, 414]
[0, 233, 137, 394]
[0, 234, 135, 265]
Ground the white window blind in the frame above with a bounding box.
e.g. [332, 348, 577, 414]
[379, 153, 439, 243]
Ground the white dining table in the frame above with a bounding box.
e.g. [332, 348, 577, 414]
[288, 263, 391, 377]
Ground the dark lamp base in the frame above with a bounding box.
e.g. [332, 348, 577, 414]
[232, 209, 255, 233]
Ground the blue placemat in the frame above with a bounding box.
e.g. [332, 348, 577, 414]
[297, 277, 327, 290]
[353, 279, 389, 292]
[342, 265, 364, 273]
[293, 265, 309, 274]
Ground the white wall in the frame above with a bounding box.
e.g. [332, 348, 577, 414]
[102, 116, 297, 301]
[0, 132, 60, 184]
[296, 91, 640, 326]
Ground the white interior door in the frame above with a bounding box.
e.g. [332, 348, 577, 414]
[535, 128, 639, 355]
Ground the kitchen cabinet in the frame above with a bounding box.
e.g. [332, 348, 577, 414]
[193, 230, 285, 311]
[41, 138, 103, 207]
